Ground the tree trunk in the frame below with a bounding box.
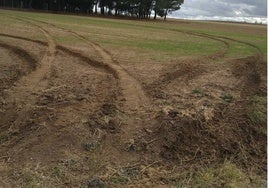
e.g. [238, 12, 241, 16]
[154, 10, 156, 19]
[164, 10, 167, 21]
[115, 8, 118, 16]
[101, 7, 104, 14]
[28, 0, 32, 8]
[94, 4, 97, 14]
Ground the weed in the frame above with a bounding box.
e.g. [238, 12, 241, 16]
[192, 89, 203, 94]
[247, 95, 266, 124]
[220, 94, 234, 103]
[88, 178, 107, 188]
[23, 174, 37, 188]
[183, 161, 262, 188]
[109, 176, 129, 184]
[192, 89, 205, 97]
[0, 133, 7, 144]
[84, 140, 101, 151]
[52, 167, 62, 178]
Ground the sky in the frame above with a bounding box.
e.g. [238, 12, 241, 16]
[170, 0, 267, 24]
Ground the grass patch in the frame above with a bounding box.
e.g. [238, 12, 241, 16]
[220, 94, 234, 103]
[247, 95, 267, 124]
[52, 167, 63, 179]
[137, 40, 221, 55]
[193, 162, 247, 187]
[53, 35, 81, 44]
[228, 42, 257, 57]
[0, 132, 8, 144]
[178, 161, 264, 188]
[2, 9, 265, 59]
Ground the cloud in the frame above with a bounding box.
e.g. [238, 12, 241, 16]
[170, 0, 267, 23]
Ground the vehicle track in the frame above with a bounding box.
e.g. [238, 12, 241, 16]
[0, 41, 38, 90]
[0, 19, 57, 144]
[22, 17, 150, 113]
[3, 17, 56, 102]
[0, 41, 37, 69]
[67, 32, 150, 112]
[0, 32, 118, 78]
[0, 19, 120, 166]
[150, 27, 264, 93]
[0, 33, 47, 46]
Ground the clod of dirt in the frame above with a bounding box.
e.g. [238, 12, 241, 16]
[122, 166, 141, 177]
[126, 139, 136, 152]
[88, 178, 107, 188]
[101, 103, 117, 116]
[162, 106, 180, 118]
[106, 118, 121, 133]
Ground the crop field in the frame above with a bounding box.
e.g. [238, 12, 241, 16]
[0, 9, 267, 187]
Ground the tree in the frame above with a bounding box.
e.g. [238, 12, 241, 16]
[0, 0, 184, 20]
[155, 0, 184, 20]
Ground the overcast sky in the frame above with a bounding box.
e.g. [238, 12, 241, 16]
[171, 0, 267, 24]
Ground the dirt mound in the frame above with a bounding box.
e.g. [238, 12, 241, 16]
[148, 101, 266, 171]
[143, 55, 267, 176]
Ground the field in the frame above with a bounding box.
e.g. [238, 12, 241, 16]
[0, 9, 267, 187]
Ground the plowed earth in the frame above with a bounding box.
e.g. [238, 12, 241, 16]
[0, 10, 266, 187]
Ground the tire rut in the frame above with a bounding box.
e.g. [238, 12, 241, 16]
[0, 32, 117, 77]
[4, 17, 56, 103]
[0, 42, 37, 69]
[151, 28, 264, 91]
[0, 41, 38, 90]
[0, 17, 56, 137]
[25, 17, 150, 113]
[147, 31, 231, 94]
[78, 37, 150, 113]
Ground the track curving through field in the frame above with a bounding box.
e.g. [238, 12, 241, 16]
[2, 17, 56, 105]
[149, 27, 264, 92]
[16, 16, 151, 116]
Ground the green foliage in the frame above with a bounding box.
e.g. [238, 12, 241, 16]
[52, 167, 63, 178]
[0, 133, 7, 144]
[154, 0, 184, 19]
[220, 94, 234, 103]
[23, 174, 38, 188]
[2, 0, 184, 19]
[247, 95, 267, 124]
[183, 161, 263, 188]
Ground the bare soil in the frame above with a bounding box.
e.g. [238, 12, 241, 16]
[0, 14, 266, 187]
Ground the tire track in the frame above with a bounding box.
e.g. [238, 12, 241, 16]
[23, 17, 150, 113]
[0, 17, 57, 144]
[0, 41, 38, 90]
[68, 31, 150, 113]
[0, 33, 118, 77]
[0, 33, 47, 46]
[176, 30, 230, 59]
[146, 31, 231, 94]
[150, 27, 264, 91]
[0, 42, 37, 69]
[4, 17, 56, 103]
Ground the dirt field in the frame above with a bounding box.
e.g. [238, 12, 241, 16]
[0, 10, 267, 187]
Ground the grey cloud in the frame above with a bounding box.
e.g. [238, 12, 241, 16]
[175, 0, 267, 17]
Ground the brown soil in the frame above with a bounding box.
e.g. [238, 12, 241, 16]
[0, 14, 266, 187]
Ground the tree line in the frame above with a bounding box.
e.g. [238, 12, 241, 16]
[0, 0, 184, 20]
